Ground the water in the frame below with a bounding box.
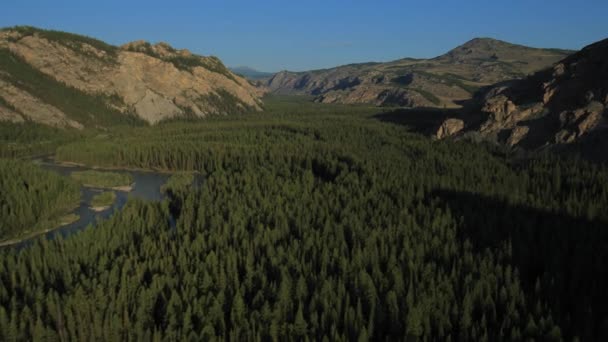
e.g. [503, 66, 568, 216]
[8, 159, 171, 248]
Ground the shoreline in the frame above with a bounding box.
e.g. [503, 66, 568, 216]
[5, 157, 171, 248]
[82, 183, 135, 192]
[0, 212, 80, 248]
[49, 158, 179, 175]
[89, 205, 111, 212]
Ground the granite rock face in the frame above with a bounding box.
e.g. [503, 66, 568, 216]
[435, 118, 465, 139]
[0, 27, 262, 127]
[435, 38, 608, 149]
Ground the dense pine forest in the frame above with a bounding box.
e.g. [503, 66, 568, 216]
[1, 96, 608, 340]
[0, 159, 80, 241]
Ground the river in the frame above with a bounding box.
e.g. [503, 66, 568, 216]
[7, 159, 171, 249]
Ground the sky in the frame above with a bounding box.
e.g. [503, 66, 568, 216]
[2, 0, 607, 72]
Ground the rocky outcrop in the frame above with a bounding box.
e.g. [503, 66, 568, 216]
[435, 118, 465, 139]
[0, 79, 82, 128]
[264, 38, 571, 108]
[0, 26, 262, 127]
[436, 37, 608, 149]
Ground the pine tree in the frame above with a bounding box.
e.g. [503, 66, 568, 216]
[293, 303, 308, 338]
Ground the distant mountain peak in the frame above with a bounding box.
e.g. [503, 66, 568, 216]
[229, 66, 274, 80]
[462, 37, 509, 45]
[437, 37, 573, 63]
[265, 37, 573, 108]
[436, 36, 608, 154]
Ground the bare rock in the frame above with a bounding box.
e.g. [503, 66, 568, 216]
[0, 105, 24, 123]
[436, 118, 465, 139]
[2, 29, 261, 126]
[0, 79, 83, 129]
[133, 89, 183, 124]
[507, 126, 530, 146]
[481, 95, 517, 120]
[468, 37, 608, 149]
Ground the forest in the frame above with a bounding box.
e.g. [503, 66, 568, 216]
[0, 96, 607, 340]
[0, 159, 80, 241]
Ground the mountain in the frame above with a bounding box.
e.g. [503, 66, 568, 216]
[264, 38, 572, 108]
[435, 37, 608, 155]
[0, 26, 263, 128]
[229, 66, 274, 80]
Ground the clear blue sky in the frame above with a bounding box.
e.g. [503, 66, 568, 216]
[2, 0, 607, 72]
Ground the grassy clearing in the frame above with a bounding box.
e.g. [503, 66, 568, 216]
[70, 170, 133, 189]
[90, 191, 116, 209]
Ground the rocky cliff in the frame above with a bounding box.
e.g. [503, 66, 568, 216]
[264, 38, 571, 108]
[436, 37, 608, 150]
[0, 26, 262, 128]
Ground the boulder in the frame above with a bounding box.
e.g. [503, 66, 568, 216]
[436, 118, 465, 139]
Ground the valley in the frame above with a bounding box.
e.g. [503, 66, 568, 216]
[0, 20, 607, 341]
[1, 95, 608, 340]
[263, 38, 572, 108]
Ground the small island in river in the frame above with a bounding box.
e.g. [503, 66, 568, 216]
[70, 170, 134, 191]
[89, 191, 117, 212]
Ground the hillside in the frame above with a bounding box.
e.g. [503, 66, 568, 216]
[435, 37, 608, 155]
[0, 26, 263, 128]
[264, 38, 572, 108]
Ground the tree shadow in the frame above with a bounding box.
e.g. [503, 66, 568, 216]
[516, 117, 561, 149]
[430, 189, 608, 340]
[552, 128, 608, 164]
[372, 107, 461, 135]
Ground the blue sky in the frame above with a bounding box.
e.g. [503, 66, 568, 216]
[2, 0, 607, 72]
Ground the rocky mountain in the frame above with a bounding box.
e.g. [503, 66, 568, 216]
[265, 38, 572, 108]
[229, 66, 274, 80]
[435, 37, 608, 152]
[0, 26, 262, 128]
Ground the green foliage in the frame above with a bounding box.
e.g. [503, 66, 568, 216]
[439, 73, 481, 93]
[0, 159, 80, 240]
[70, 170, 133, 189]
[1, 97, 607, 340]
[123, 41, 160, 58]
[0, 49, 143, 127]
[165, 55, 239, 82]
[197, 89, 256, 115]
[410, 87, 441, 105]
[90, 191, 116, 208]
[0, 121, 83, 158]
[416, 70, 481, 94]
[161, 172, 195, 195]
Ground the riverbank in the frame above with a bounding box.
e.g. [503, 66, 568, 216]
[89, 191, 116, 212]
[82, 183, 134, 192]
[71, 170, 134, 191]
[0, 212, 80, 248]
[2, 158, 172, 248]
[49, 158, 178, 175]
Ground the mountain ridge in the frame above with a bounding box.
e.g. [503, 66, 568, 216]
[0, 26, 263, 128]
[264, 37, 573, 108]
[435, 37, 608, 157]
